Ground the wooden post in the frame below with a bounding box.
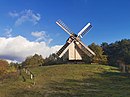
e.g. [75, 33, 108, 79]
[30, 74, 34, 80]
[23, 68, 25, 72]
[121, 63, 126, 73]
[27, 70, 31, 75]
[25, 69, 28, 74]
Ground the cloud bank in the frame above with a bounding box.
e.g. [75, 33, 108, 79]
[0, 36, 62, 62]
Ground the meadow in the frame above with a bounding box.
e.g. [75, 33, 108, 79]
[0, 64, 130, 97]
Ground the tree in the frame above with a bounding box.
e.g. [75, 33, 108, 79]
[102, 39, 130, 65]
[44, 53, 64, 65]
[22, 54, 44, 67]
[0, 59, 9, 75]
[102, 39, 130, 72]
[10, 62, 20, 68]
[89, 43, 108, 64]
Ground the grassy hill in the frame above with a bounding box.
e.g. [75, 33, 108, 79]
[0, 64, 130, 97]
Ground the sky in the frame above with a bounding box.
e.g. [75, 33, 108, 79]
[0, 0, 130, 62]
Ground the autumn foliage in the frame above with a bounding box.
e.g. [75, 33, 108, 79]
[0, 59, 9, 75]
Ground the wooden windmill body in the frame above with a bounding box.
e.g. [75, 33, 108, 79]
[56, 20, 96, 61]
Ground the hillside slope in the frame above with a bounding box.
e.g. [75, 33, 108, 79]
[0, 64, 130, 97]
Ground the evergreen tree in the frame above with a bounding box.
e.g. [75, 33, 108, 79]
[44, 53, 64, 65]
[102, 39, 130, 66]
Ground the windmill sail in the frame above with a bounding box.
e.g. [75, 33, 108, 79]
[75, 40, 95, 57]
[78, 23, 92, 38]
[56, 20, 72, 36]
[57, 40, 74, 58]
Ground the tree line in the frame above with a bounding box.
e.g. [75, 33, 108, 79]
[42, 39, 130, 72]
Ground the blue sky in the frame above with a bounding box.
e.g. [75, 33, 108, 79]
[0, 0, 130, 62]
[0, 0, 130, 44]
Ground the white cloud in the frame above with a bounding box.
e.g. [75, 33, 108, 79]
[6, 59, 19, 64]
[31, 31, 46, 37]
[4, 28, 12, 37]
[31, 31, 53, 44]
[0, 36, 62, 62]
[9, 11, 19, 17]
[9, 9, 41, 26]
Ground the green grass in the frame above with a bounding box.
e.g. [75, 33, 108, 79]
[0, 64, 130, 97]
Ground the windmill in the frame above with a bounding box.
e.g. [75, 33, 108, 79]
[56, 19, 95, 61]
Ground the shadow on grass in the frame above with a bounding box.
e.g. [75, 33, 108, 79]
[9, 89, 43, 97]
[47, 72, 130, 97]
[9, 72, 130, 97]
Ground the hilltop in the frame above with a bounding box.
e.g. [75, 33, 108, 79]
[0, 64, 130, 97]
